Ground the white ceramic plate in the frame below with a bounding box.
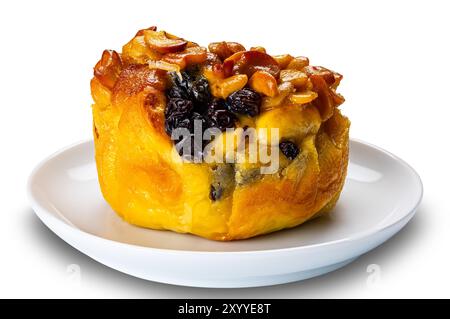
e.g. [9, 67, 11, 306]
[28, 139, 422, 288]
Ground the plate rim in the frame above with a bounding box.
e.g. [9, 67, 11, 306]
[27, 138, 423, 256]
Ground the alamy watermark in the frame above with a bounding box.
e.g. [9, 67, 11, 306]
[171, 120, 281, 174]
[366, 264, 382, 288]
[66, 264, 81, 286]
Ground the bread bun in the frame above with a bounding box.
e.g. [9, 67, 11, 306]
[91, 27, 350, 240]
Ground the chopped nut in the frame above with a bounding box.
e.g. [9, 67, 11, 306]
[273, 54, 294, 69]
[122, 35, 161, 64]
[286, 56, 309, 70]
[250, 46, 266, 53]
[225, 50, 280, 78]
[248, 70, 279, 97]
[144, 30, 187, 54]
[208, 41, 245, 60]
[280, 69, 308, 87]
[148, 60, 180, 76]
[211, 60, 234, 78]
[331, 72, 343, 89]
[94, 50, 123, 90]
[203, 66, 222, 83]
[210, 74, 248, 99]
[261, 82, 294, 111]
[134, 26, 157, 37]
[162, 46, 207, 69]
[310, 74, 335, 121]
[304, 66, 335, 86]
[288, 91, 318, 104]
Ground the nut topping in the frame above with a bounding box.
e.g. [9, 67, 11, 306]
[144, 30, 188, 54]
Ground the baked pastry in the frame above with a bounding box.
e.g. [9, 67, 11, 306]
[90, 26, 350, 241]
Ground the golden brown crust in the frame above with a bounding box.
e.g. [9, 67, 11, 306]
[90, 27, 350, 241]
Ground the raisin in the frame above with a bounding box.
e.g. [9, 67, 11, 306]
[279, 141, 300, 160]
[170, 71, 192, 90]
[189, 112, 206, 131]
[207, 109, 236, 131]
[191, 111, 206, 123]
[204, 99, 236, 131]
[165, 112, 188, 136]
[166, 111, 205, 135]
[190, 77, 211, 106]
[165, 98, 193, 117]
[167, 86, 189, 99]
[164, 98, 193, 136]
[226, 88, 261, 117]
[165, 69, 216, 158]
[168, 72, 212, 113]
[175, 117, 192, 131]
[206, 99, 227, 115]
[209, 184, 223, 201]
[167, 72, 191, 99]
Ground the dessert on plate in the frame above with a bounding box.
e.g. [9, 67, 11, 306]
[90, 26, 350, 240]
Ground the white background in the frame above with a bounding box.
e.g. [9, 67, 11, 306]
[0, 0, 449, 298]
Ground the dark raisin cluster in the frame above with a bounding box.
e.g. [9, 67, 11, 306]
[226, 88, 261, 117]
[279, 141, 300, 160]
[164, 70, 262, 159]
